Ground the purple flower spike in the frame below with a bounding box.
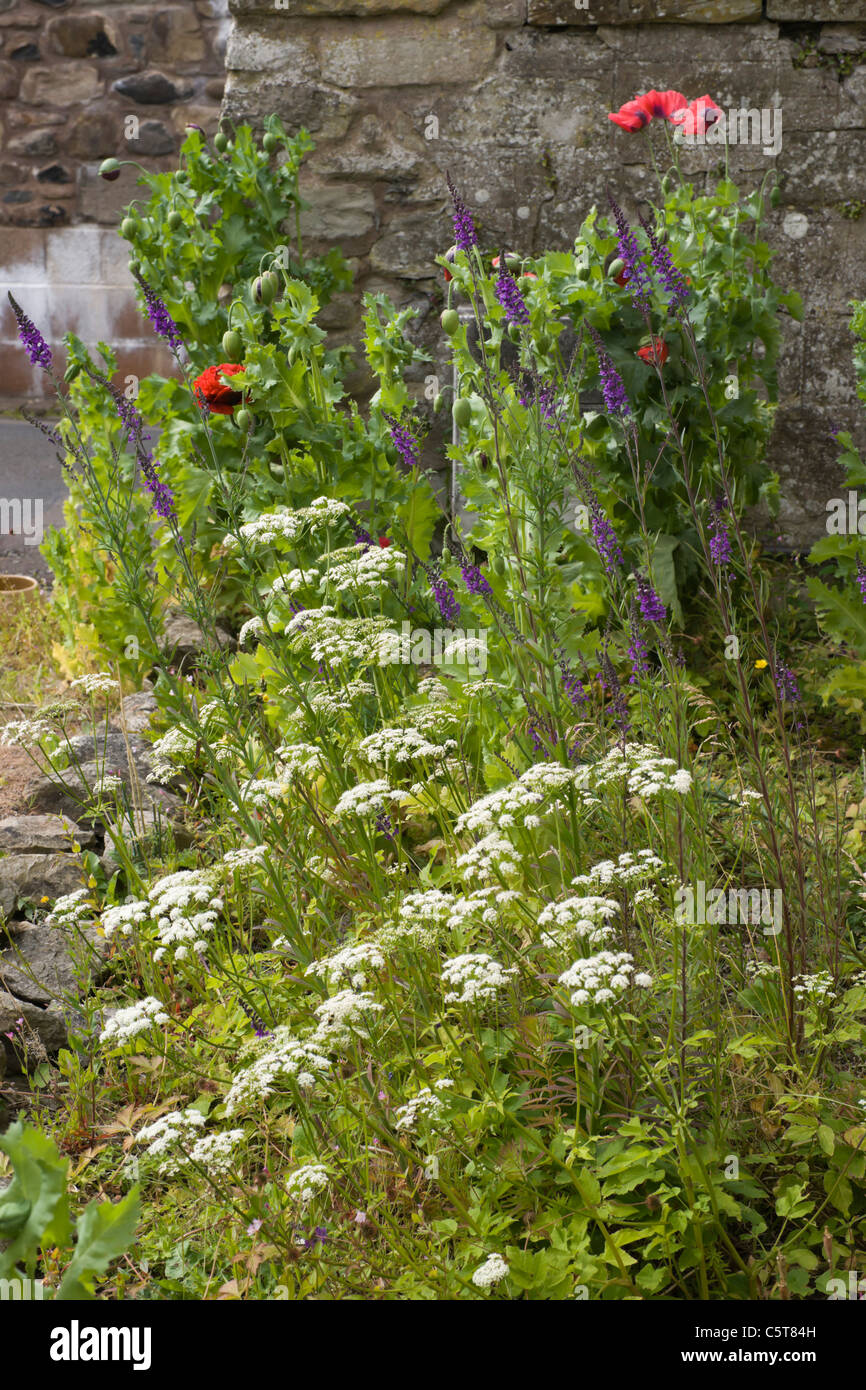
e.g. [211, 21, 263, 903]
[588, 326, 630, 419]
[461, 562, 492, 597]
[589, 503, 624, 576]
[639, 215, 690, 312]
[627, 611, 651, 685]
[636, 575, 666, 624]
[8, 293, 52, 370]
[608, 196, 652, 312]
[857, 560, 866, 604]
[494, 253, 529, 327]
[132, 270, 184, 353]
[446, 173, 478, 253]
[384, 413, 420, 470]
[431, 571, 461, 623]
[775, 661, 801, 705]
[709, 496, 732, 567]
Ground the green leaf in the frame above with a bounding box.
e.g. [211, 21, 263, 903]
[807, 576, 866, 656]
[56, 1187, 141, 1301]
[817, 1124, 835, 1157]
[0, 1121, 71, 1276]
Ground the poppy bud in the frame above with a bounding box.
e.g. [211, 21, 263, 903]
[253, 275, 275, 306]
[452, 397, 472, 428]
[214, 132, 228, 153]
[440, 547, 452, 565]
[235, 407, 252, 431]
[608, 257, 625, 279]
[433, 393, 444, 412]
[222, 329, 242, 358]
[120, 217, 136, 239]
[440, 309, 459, 335]
[99, 158, 121, 182]
[262, 132, 277, 153]
[167, 210, 182, 231]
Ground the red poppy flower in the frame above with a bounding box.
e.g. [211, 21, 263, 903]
[636, 89, 688, 122]
[609, 89, 687, 132]
[637, 337, 669, 366]
[670, 95, 724, 138]
[608, 99, 652, 133]
[193, 363, 245, 415]
[442, 244, 458, 283]
[378, 535, 391, 548]
[615, 270, 629, 288]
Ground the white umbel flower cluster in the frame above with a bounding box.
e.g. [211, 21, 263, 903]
[146, 726, 198, 782]
[286, 1163, 330, 1206]
[312, 989, 383, 1046]
[358, 726, 457, 766]
[100, 995, 170, 1044]
[224, 1028, 331, 1114]
[101, 898, 150, 939]
[222, 844, 269, 871]
[147, 869, 223, 956]
[441, 953, 517, 1005]
[238, 615, 266, 648]
[306, 941, 386, 990]
[287, 606, 393, 667]
[332, 779, 405, 820]
[393, 1080, 453, 1133]
[46, 888, 95, 929]
[793, 971, 836, 1003]
[578, 743, 692, 799]
[455, 762, 576, 835]
[274, 742, 325, 778]
[135, 1108, 205, 1170]
[558, 951, 652, 1007]
[472, 1253, 509, 1289]
[456, 832, 522, 883]
[69, 673, 120, 698]
[538, 895, 619, 948]
[319, 543, 405, 596]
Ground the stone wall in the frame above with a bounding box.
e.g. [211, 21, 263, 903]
[223, 0, 866, 546]
[0, 0, 229, 403]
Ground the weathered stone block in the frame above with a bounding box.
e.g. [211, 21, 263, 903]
[148, 6, 207, 65]
[20, 61, 101, 105]
[225, 25, 318, 76]
[298, 180, 378, 242]
[528, 0, 760, 23]
[318, 17, 498, 87]
[229, 0, 452, 12]
[47, 12, 119, 59]
[0, 815, 95, 854]
[767, 0, 866, 17]
[112, 70, 192, 103]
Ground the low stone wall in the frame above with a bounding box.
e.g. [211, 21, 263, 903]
[0, 0, 229, 404]
[222, 0, 866, 546]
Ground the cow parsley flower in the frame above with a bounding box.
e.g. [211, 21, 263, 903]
[286, 1163, 330, 1207]
[472, 1253, 509, 1289]
[312, 989, 383, 1046]
[394, 1083, 452, 1133]
[224, 1029, 331, 1114]
[558, 951, 647, 1007]
[333, 780, 404, 820]
[100, 995, 170, 1044]
[306, 942, 386, 991]
[538, 896, 619, 948]
[441, 953, 517, 1005]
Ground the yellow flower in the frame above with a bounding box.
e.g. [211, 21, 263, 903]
[40, 895, 50, 903]
[754, 659, 768, 670]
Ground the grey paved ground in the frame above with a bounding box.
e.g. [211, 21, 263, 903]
[0, 419, 68, 585]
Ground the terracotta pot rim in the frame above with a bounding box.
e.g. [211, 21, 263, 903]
[0, 573, 40, 594]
